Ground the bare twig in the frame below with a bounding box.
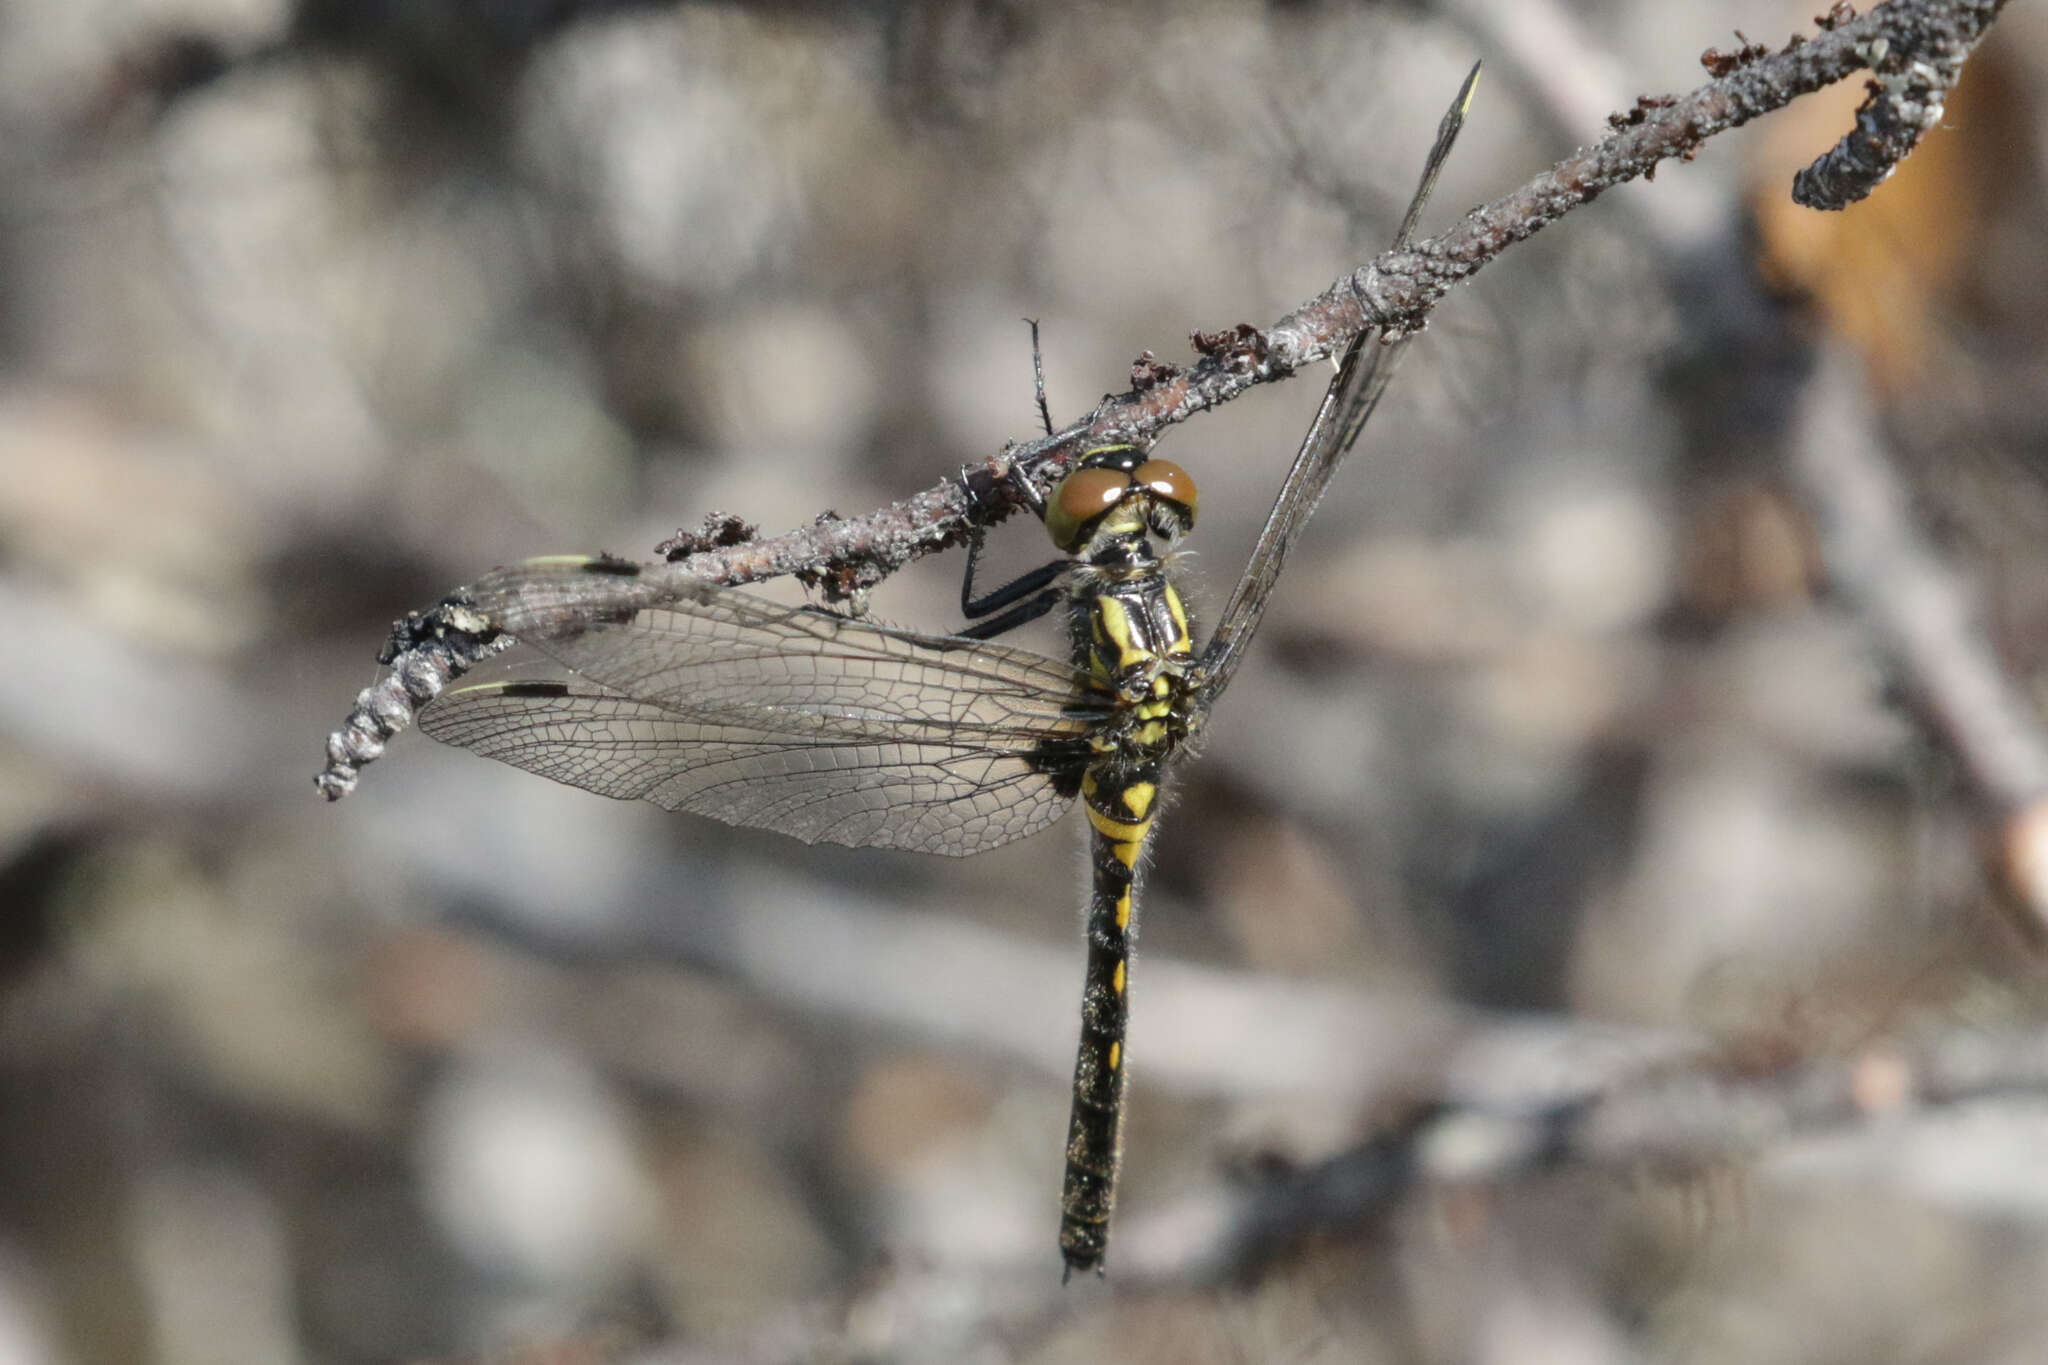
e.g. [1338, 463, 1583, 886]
[317, 0, 2012, 799]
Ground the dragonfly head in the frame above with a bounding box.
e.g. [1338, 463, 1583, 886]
[1044, 444, 1198, 555]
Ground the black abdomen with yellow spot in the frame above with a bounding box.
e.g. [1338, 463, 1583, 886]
[1043, 443, 1198, 1276]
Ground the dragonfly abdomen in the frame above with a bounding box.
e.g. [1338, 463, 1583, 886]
[1053, 502, 1198, 1276]
[1060, 762, 1160, 1276]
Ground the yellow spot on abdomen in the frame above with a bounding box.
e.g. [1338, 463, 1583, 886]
[1113, 960, 1126, 993]
[1107, 1042, 1121, 1071]
[1087, 805, 1149, 843]
[1115, 890, 1131, 929]
[1121, 783, 1156, 818]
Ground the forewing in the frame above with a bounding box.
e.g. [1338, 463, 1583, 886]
[418, 557, 1102, 856]
[1196, 62, 1481, 708]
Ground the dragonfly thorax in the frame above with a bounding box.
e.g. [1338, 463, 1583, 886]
[1072, 557, 1195, 710]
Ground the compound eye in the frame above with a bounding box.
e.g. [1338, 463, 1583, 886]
[1045, 466, 1131, 551]
[1134, 459, 1198, 530]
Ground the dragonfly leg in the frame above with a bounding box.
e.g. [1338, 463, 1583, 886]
[956, 574, 1064, 639]
[1027, 317, 1054, 437]
[957, 458, 1061, 637]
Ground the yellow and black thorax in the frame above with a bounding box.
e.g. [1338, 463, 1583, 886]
[1043, 443, 1200, 761]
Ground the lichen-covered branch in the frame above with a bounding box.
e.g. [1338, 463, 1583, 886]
[1792, 0, 2003, 208]
[317, 0, 2013, 799]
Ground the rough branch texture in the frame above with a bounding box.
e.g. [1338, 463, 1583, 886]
[1793, 0, 2000, 207]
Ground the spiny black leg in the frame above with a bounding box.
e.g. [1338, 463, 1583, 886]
[957, 448, 1058, 637]
[950, 316, 1068, 640]
[957, 579, 1064, 639]
[962, 553, 1063, 621]
[956, 483, 1063, 638]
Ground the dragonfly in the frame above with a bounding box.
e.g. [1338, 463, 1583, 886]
[382, 65, 1478, 1277]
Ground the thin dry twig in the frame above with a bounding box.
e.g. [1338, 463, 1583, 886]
[317, 0, 2010, 799]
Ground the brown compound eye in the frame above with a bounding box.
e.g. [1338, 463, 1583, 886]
[1045, 466, 1131, 551]
[1134, 458, 1198, 531]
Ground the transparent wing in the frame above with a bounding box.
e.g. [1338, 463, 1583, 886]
[1197, 62, 1481, 706]
[419, 557, 1103, 855]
